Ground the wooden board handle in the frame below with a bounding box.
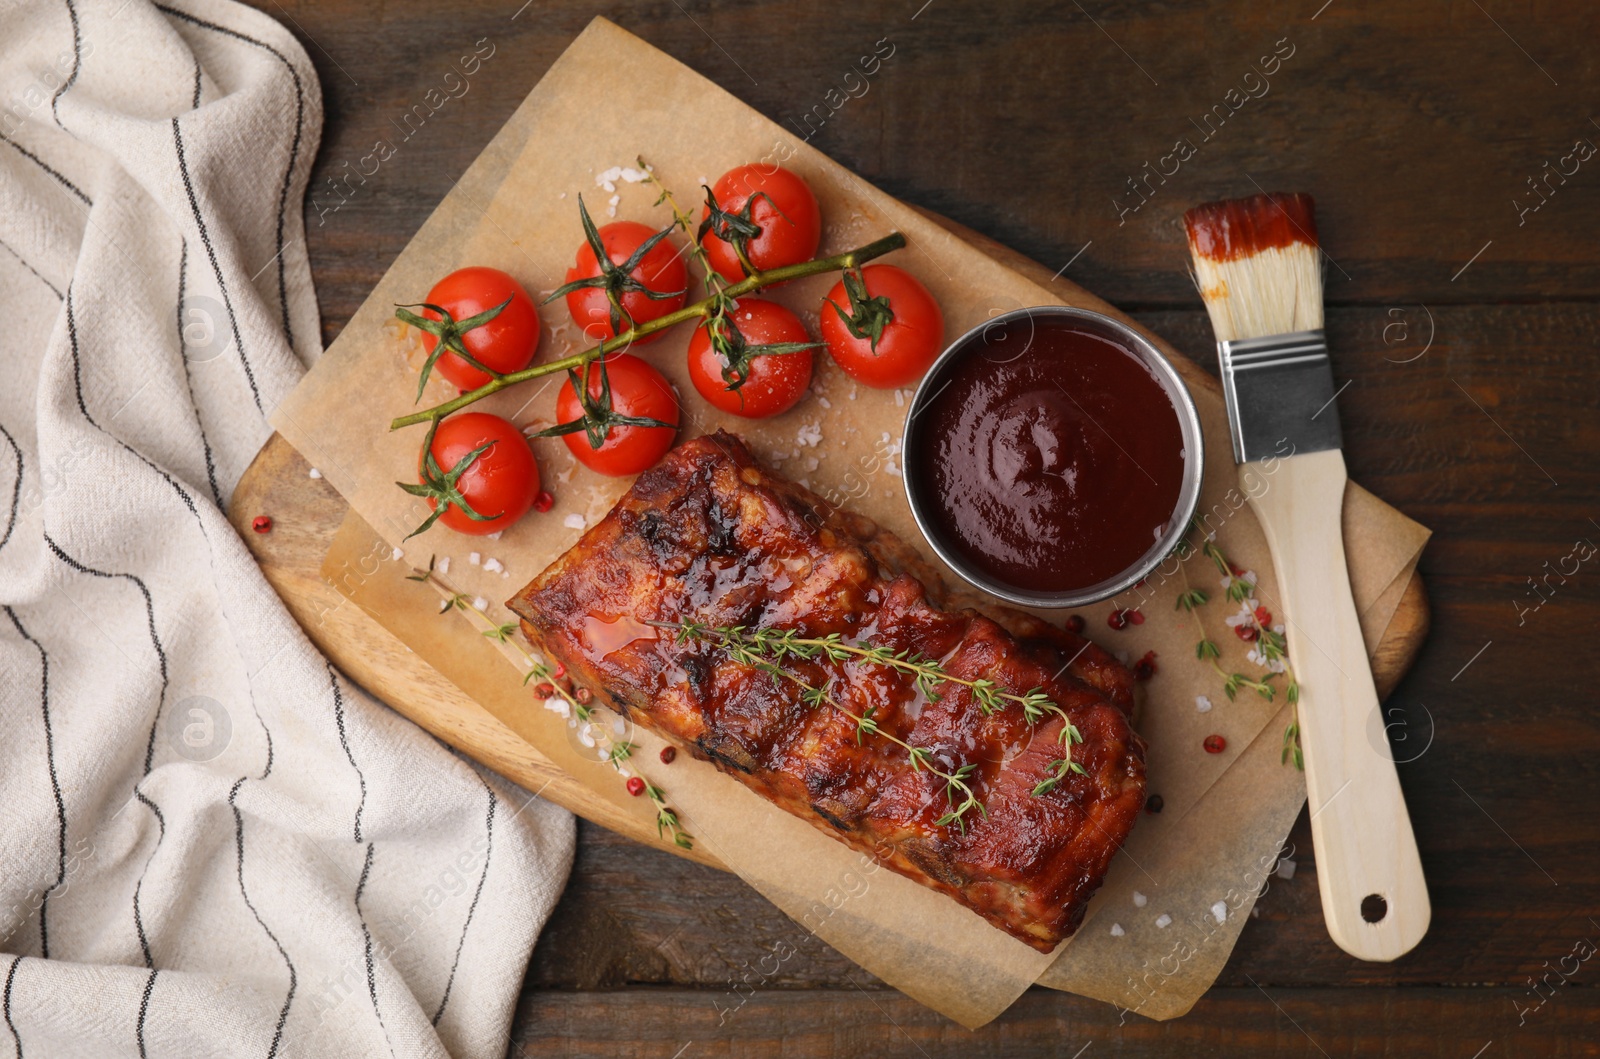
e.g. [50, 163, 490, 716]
[1246, 449, 1430, 961]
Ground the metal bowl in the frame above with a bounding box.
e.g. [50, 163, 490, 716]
[901, 305, 1204, 609]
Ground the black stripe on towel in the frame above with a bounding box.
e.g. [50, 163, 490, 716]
[433, 782, 496, 1025]
[3, 956, 22, 1059]
[0, 423, 22, 554]
[170, 118, 260, 413]
[229, 778, 295, 1059]
[0, 132, 92, 207]
[156, 3, 306, 350]
[2, 609, 65, 962]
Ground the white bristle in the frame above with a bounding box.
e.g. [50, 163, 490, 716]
[1189, 242, 1323, 343]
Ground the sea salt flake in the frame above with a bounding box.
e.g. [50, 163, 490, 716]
[564, 513, 586, 530]
[483, 557, 505, 574]
[1211, 900, 1228, 924]
[391, 547, 403, 561]
[1196, 695, 1213, 713]
[1276, 858, 1296, 880]
[487, 531, 503, 540]
[796, 422, 823, 447]
[1109, 923, 1125, 937]
[308, 467, 322, 479]
[469, 552, 481, 565]
[1132, 891, 1148, 908]
[1155, 914, 1172, 928]
[818, 396, 832, 409]
[472, 596, 488, 612]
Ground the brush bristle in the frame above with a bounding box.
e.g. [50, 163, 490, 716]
[1183, 193, 1323, 343]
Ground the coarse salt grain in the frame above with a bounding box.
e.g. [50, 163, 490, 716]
[894, 390, 905, 406]
[1196, 695, 1213, 713]
[487, 531, 503, 540]
[436, 556, 450, 573]
[1276, 858, 1296, 880]
[797, 422, 823, 447]
[391, 547, 403, 561]
[1109, 923, 1125, 937]
[469, 552, 481, 565]
[1132, 891, 1147, 908]
[1155, 914, 1172, 928]
[472, 597, 488, 612]
[564, 513, 586, 530]
[1211, 901, 1228, 924]
[483, 557, 505, 574]
[308, 467, 322, 479]
[818, 396, 832, 409]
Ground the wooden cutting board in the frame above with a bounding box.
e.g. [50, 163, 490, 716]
[230, 211, 1429, 870]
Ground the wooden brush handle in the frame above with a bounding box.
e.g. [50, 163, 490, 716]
[1245, 449, 1430, 961]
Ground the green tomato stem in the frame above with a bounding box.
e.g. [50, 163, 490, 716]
[389, 231, 908, 431]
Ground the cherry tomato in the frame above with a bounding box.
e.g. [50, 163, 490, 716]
[687, 298, 814, 419]
[699, 165, 821, 283]
[419, 412, 539, 536]
[554, 353, 680, 476]
[414, 267, 540, 391]
[820, 264, 945, 389]
[563, 219, 689, 345]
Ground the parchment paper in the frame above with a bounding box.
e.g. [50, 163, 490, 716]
[277, 17, 1431, 1026]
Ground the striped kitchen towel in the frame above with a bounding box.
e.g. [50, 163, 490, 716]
[0, 1, 574, 1056]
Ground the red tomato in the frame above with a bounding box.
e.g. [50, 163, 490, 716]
[687, 299, 814, 419]
[563, 219, 689, 345]
[415, 267, 540, 391]
[699, 165, 821, 282]
[417, 412, 539, 536]
[820, 265, 945, 388]
[554, 353, 680, 476]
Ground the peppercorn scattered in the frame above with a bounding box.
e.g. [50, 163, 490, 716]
[626, 776, 645, 796]
[1127, 609, 1145, 625]
[552, 661, 567, 679]
[1107, 609, 1129, 630]
[1235, 624, 1259, 642]
[1203, 734, 1227, 754]
[659, 746, 677, 764]
[534, 682, 555, 698]
[251, 515, 272, 534]
[533, 490, 555, 514]
[1065, 614, 1085, 635]
[1133, 651, 1158, 681]
[1254, 606, 1273, 626]
[575, 687, 593, 705]
[1145, 794, 1164, 814]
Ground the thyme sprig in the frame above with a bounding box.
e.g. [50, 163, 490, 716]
[1174, 522, 1304, 770]
[406, 556, 694, 845]
[659, 620, 1089, 831]
[659, 621, 1059, 718]
[603, 741, 692, 850]
[660, 620, 986, 830]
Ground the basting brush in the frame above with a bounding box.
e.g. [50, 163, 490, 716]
[1184, 192, 1430, 962]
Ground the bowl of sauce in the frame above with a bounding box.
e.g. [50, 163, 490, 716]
[903, 306, 1203, 608]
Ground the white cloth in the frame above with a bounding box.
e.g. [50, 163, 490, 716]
[0, 2, 574, 1057]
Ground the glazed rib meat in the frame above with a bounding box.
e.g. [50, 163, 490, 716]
[507, 432, 1145, 952]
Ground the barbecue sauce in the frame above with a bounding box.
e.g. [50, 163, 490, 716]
[914, 317, 1186, 593]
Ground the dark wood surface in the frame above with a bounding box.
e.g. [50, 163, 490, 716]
[240, 1, 1600, 1054]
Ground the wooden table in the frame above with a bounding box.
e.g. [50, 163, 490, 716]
[239, 2, 1600, 1054]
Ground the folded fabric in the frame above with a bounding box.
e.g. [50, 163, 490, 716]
[0, 1, 573, 1056]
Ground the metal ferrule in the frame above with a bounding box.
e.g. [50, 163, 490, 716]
[1218, 328, 1343, 464]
